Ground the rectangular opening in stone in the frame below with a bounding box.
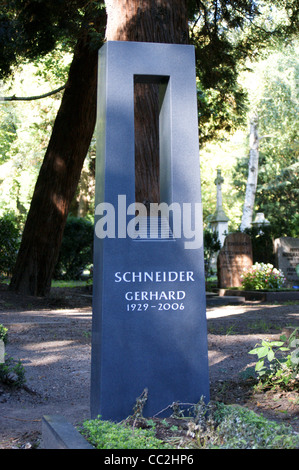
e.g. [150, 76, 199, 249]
[133, 75, 172, 240]
[134, 75, 169, 208]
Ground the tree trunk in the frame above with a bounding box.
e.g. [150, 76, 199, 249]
[9, 11, 106, 296]
[240, 114, 259, 231]
[10, 1, 188, 296]
[105, 0, 189, 204]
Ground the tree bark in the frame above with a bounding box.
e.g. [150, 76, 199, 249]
[9, 11, 106, 296]
[105, 0, 189, 204]
[240, 114, 259, 231]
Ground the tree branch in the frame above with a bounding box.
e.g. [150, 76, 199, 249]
[0, 84, 66, 102]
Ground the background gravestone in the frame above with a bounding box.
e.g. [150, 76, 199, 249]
[274, 237, 299, 286]
[217, 232, 253, 288]
[91, 41, 210, 422]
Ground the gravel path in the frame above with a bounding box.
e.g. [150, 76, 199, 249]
[0, 286, 298, 449]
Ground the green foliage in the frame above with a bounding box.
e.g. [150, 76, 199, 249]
[233, 43, 299, 234]
[184, 401, 299, 448]
[190, 0, 299, 143]
[1, 1, 298, 144]
[200, 133, 245, 228]
[54, 216, 93, 280]
[196, 78, 248, 144]
[0, 324, 8, 345]
[0, 48, 72, 219]
[51, 279, 88, 288]
[81, 416, 170, 450]
[257, 162, 299, 238]
[240, 262, 286, 291]
[0, 103, 18, 163]
[0, 356, 26, 388]
[203, 229, 221, 278]
[0, 325, 26, 388]
[31, 43, 72, 86]
[0, 213, 20, 277]
[204, 229, 221, 257]
[249, 329, 299, 390]
[244, 224, 276, 264]
[0, 0, 82, 78]
[212, 403, 299, 449]
[81, 401, 299, 450]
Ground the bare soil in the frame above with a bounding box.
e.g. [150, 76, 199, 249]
[0, 284, 298, 449]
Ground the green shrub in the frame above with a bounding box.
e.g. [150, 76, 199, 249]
[185, 401, 299, 449]
[0, 325, 26, 388]
[54, 216, 93, 280]
[240, 262, 286, 290]
[212, 403, 299, 449]
[81, 416, 170, 449]
[244, 225, 276, 265]
[249, 328, 299, 390]
[81, 403, 299, 450]
[0, 324, 8, 345]
[203, 229, 221, 280]
[0, 213, 20, 277]
[0, 356, 26, 388]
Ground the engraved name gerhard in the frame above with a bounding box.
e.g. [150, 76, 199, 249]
[115, 271, 196, 311]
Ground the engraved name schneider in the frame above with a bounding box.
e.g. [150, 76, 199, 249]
[114, 271, 195, 312]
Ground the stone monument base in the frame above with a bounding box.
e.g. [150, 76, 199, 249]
[219, 289, 299, 302]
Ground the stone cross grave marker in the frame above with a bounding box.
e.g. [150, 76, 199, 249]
[215, 168, 224, 209]
[209, 169, 229, 247]
[90, 41, 210, 421]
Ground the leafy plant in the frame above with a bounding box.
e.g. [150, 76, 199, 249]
[54, 216, 93, 280]
[240, 262, 286, 291]
[244, 224, 276, 264]
[212, 403, 299, 449]
[0, 356, 26, 388]
[0, 213, 20, 278]
[203, 228, 221, 281]
[81, 401, 299, 450]
[0, 324, 8, 345]
[249, 328, 299, 390]
[0, 325, 26, 388]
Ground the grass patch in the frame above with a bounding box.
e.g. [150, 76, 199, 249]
[51, 280, 88, 288]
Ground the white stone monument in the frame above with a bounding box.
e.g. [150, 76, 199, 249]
[0, 339, 4, 363]
[210, 169, 229, 247]
[252, 212, 270, 228]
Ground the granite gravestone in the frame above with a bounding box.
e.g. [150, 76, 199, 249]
[217, 233, 253, 288]
[274, 237, 299, 286]
[91, 41, 210, 421]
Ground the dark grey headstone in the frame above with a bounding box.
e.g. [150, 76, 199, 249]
[274, 237, 299, 286]
[91, 41, 210, 421]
